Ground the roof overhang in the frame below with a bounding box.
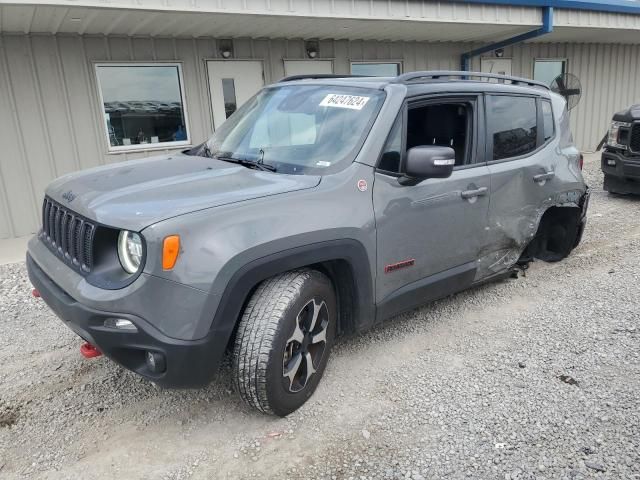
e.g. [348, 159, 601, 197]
[0, 1, 639, 44]
[450, 0, 640, 16]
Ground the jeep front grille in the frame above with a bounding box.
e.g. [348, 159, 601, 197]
[630, 124, 640, 153]
[41, 197, 95, 273]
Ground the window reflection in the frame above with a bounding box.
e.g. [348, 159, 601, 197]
[96, 64, 188, 150]
[489, 96, 538, 160]
[534, 60, 566, 85]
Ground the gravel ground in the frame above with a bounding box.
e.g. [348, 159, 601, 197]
[0, 153, 639, 479]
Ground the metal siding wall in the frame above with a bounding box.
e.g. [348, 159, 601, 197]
[503, 42, 640, 152]
[1, 33, 639, 239]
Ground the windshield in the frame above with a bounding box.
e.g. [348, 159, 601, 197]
[203, 85, 385, 174]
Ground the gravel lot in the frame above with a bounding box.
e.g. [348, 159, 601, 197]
[1, 153, 639, 479]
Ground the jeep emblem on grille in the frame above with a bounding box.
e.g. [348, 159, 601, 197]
[61, 190, 76, 203]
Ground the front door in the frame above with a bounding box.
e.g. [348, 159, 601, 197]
[481, 58, 512, 80]
[207, 60, 264, 130]
[283, 60, 333, 78]
[373, 97, 491, 313]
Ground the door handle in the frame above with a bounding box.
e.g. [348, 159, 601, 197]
[461, 187, 488, 199]
[533, 171, 555, 183]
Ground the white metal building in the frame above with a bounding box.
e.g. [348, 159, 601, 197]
[0, 0, 639, 241]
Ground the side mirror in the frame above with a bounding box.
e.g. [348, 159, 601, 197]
[401, 146, 455, 185]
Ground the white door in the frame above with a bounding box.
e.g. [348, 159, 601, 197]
[283, 60, 333, 78]
[480, 58, 512, 82]
[207, 60, 264, 130]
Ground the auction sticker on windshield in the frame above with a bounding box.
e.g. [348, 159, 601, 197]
[320, 94, 370, 110]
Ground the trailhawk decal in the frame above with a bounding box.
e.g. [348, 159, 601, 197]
[319, 94, 370, 110]
[384, 259, 415, 274]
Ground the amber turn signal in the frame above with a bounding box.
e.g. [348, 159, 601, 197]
[162, 235, 180, 270]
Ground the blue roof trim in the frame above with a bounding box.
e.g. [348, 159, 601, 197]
[449, 0, 640, 15]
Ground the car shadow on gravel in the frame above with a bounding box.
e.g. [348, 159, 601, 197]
[331, 274, 516, 353]
[13, 272, 516, 434]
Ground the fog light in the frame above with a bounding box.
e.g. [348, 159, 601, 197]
[146, 351, 166, 373]
[607, 158, 616, 166]
[103, 318, 137, 332]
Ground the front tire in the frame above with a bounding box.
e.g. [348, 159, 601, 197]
[232, 269, 336, 416]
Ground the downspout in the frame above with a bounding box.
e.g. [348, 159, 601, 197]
[461, 6, 554, 71]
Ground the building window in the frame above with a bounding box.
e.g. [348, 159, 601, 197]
[533, 59, 566, 85]
[95, 63, 190, 151]
[350, 62, 401, 77]
[488, 95, 538, 161]
[221, 78, 238, 118]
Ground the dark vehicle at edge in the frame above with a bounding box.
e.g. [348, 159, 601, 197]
[602, 104, 640, 195]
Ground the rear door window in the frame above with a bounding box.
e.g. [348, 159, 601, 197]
[487, 95, 538, 160]
[541, 99, 555, 142]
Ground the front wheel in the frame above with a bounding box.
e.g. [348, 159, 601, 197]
[232, 269, 336, 416]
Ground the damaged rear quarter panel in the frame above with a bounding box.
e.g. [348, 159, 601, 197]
[478, 96, 586, 278]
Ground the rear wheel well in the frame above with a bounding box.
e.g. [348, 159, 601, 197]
[520, 205, 583, 263]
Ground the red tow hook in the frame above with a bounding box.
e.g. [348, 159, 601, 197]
[80, 342, 102, 359]
[32, 288, 41, 298]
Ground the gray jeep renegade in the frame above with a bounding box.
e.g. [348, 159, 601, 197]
[27, 71, 589, 416]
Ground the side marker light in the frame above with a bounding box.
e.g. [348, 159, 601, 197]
[162, 235, 181, 270]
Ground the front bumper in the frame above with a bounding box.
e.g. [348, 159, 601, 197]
[27, 254, 227, 388]
[602, 150, 640, 194]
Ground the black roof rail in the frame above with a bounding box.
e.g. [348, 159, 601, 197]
[279, 74, 370, 82]
[391, 70, 550, 90]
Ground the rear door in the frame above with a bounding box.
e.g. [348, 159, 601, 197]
[373, 95, 491, 313]
[483, 94, 558, 276]
[481, 58, 513, 79]
[283, 60, 333, 78]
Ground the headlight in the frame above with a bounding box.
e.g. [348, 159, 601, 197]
[607, 121, 631, 149]
[117, 230, 143, 274]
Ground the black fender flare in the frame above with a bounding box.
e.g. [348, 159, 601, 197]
[205, 239, 376, 349]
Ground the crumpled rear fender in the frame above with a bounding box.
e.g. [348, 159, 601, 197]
[476, 188, 588, 278]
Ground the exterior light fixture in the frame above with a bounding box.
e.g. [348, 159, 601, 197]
[219, 40, 234, 59]
[305, 41, 319, 59]
[495, 48, 505, 58]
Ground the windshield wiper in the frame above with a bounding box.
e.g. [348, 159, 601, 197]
[215, 155, 277, 172]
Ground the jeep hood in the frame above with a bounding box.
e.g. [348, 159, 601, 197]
[46, 153, 320, 231]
